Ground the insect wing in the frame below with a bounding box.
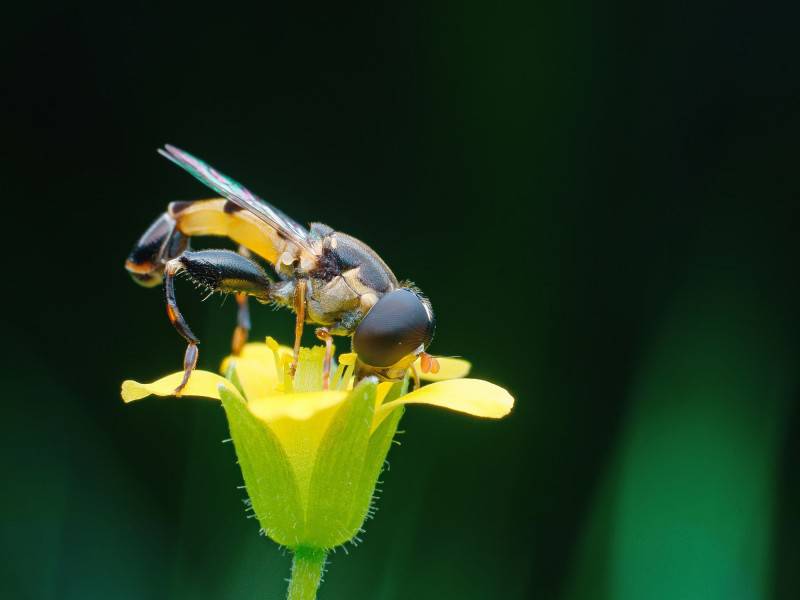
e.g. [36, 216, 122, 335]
[158, 144, 314, 252]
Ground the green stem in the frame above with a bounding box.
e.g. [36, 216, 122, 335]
[286, 547, 327, 600]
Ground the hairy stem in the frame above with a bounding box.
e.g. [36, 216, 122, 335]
[286, 547, 327, 600]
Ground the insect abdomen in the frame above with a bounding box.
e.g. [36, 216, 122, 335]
[168, 198, 293, 264]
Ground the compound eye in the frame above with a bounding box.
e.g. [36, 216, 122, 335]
[353, 288, 435, 368]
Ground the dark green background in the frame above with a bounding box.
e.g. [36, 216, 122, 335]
[3, 2, 799, 598]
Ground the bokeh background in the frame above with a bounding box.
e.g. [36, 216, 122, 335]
[3, 2, 800, 598]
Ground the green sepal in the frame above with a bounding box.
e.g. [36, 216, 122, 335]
[218, 384, 305, 547]
[345, 405, 405, 536]
[223, 362, 247, 398]
[303, 378, 376, 548]
[381, 376, 410, 405]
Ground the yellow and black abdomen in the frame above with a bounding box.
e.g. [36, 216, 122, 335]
[125, 212, 187, 286]
[168, 198, 294, 264]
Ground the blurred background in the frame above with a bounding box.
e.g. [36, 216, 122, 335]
[2, 1, 799, 598]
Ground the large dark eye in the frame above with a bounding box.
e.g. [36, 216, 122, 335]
[353, 288, 435, 367]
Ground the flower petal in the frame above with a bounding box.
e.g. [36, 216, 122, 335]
[375, 381, 395, 408]
[223, 357, 278, 400]
[414, 356, 471, 381]
[121, 370, 232, 403]
[220, 341, 293, 371]
[373, 378, 514, 429]
[220, 341, 297, 399]
[220, 344, 276, 373]
[248, 391, 348, 422]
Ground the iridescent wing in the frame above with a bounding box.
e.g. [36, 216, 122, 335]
[158, 144, 316, 253]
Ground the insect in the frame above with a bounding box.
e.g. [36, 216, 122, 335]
[125, 145, 439, 394]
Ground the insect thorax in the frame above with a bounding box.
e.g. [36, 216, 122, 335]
[299, 231, 399, 331]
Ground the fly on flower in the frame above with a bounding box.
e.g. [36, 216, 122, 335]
[125, 145, 440, 393]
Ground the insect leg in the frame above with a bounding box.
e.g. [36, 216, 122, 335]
[231, 293, 251, 355]
[164, 259, 200, 395]
[314, 327, 334, 389]
[231, 246, 253, 355]
[164, 249, 274, 394]
[409, 363, 421, 390]
[290, 279, 307, 375]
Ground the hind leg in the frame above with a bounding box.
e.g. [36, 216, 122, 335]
[163, 249, 273, 394]
[230, 246, 255, 356]
[231, 293, 251, 355]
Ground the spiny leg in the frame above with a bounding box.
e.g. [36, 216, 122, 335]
[164, 260, 200, 395]
[315, 327, 334, 389]
[290, 279, 307, 375]
[164, 249, 273, 395]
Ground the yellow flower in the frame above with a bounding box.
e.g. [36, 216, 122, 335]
[121, 337, 513, 595]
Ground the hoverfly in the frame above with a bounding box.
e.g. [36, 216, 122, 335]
[125, 145, 439, 393]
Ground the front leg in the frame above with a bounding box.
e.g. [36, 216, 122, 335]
[163, 249, 273, 394]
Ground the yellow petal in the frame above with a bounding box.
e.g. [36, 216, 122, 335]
[247, 391, 348, 422]
[373, 378, 513, 429]
[221, 343, 276, 375]
[220, 341, 294, 399]
[121, 370, 232, 403]
[414, 356, 471, 381]
[225, 357, 276, 399]
[221, 341, 293, 368]
[375, 381, 395, 408]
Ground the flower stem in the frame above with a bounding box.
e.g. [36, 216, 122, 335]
[286, 547, 327, 600]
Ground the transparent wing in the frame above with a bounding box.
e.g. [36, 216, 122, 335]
[158, 144, 315, 252]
